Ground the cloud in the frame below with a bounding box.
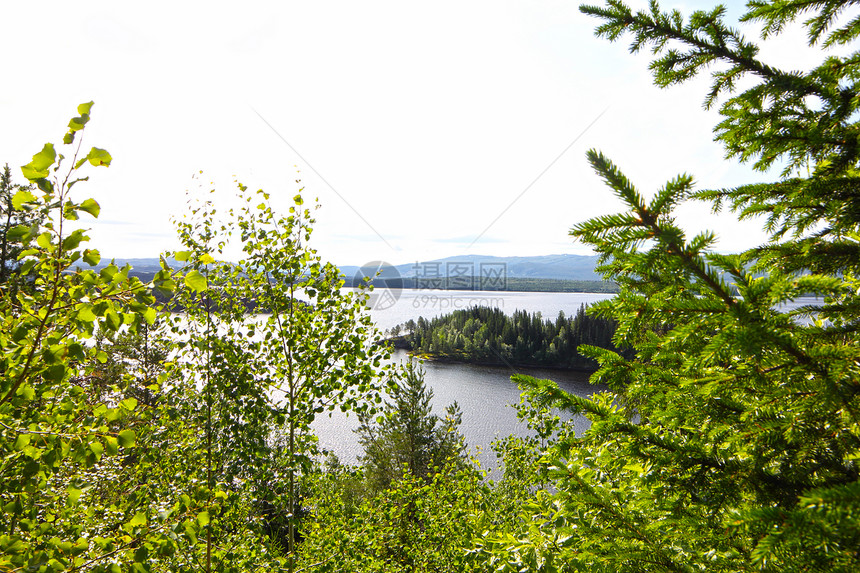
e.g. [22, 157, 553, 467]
[436, 235, 506, 244]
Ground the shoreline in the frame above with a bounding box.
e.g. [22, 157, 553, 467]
[385, 337, 599, 374]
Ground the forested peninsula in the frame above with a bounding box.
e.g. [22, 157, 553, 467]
[394, 305, 622, 370]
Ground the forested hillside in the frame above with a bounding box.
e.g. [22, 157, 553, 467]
[401, 305, 620, 369]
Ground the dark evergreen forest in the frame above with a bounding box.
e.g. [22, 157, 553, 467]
[400, 305, 620, 369]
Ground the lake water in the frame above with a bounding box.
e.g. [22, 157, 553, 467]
[312, 290, 614, 471]
[312, 290, 823, 470]
[363, 288, 615, 331]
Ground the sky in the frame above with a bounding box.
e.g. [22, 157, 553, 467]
[0, 1, 838, 267]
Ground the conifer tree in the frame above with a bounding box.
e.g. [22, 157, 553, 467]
[479, 1, 860, 571]
[357, 360, 465, 492]
[0, 163, 42, 289]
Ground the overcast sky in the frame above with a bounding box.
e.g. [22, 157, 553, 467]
[0, 1, 835, 266]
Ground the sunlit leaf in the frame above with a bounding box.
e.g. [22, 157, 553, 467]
[36, 232, 53, 250]
[118, 430, 136, 448]
[62, 229, 86, 251]
[79, 198, 100, 217]
[184, 269, 208, 292]
[76, 304, 96, 322]
[7, 225, 29, 240]
[67, 485, 82, 504]
[104, 310, 122, 331]
[21, 143, 56, 181]
[89, 441, 104, 461]
[11, 190, 36, 210]
[86, 147, 112, 167]
[68, 112, 90, 132]
[82, 249, 100, 266]
[14, 434, 30, 451]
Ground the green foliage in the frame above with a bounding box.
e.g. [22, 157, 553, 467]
[480, 1, 860, 571]
[165, 179, 393, 570]
[90, 325, 172, 394]
[403, 304, 621, 369]
[0, 104, 395, 573]
[299, 459, 491, 572]
[0, 103, 204, 573]
[300, 364, 492, 573]
[357, 360, 467, 492]
[0, 163, 44, 291]
[296, 360, 561, 572]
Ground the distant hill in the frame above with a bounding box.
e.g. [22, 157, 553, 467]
[87, 254, 610, 292]
[340, 254, 602, 282]
[83, 257, 177, 283]
[91, 258, 170, 273]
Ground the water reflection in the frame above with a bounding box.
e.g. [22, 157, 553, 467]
[312, 348, 602, 472]
[313, 292, 825, 470]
